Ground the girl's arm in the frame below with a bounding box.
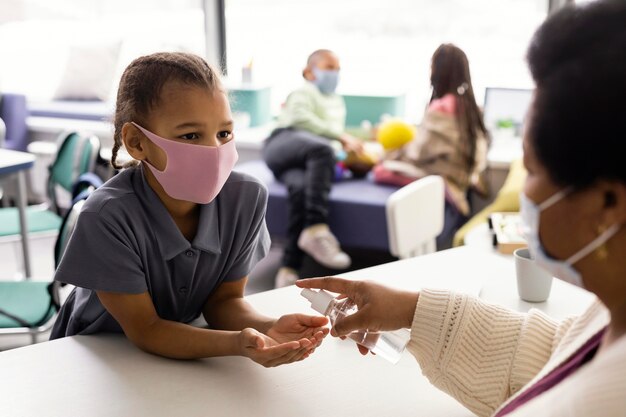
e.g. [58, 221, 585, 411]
[203, 277, 329, 347]
[202, 277, 275, 333]
[96, 290, 309, 366]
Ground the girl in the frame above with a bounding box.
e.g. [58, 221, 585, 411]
[50, 52, 328, 366]
[374, 44, 489, 249]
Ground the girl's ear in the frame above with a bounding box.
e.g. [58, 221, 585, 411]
[122, 122, 147, 161]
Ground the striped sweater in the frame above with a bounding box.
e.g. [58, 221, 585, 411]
[408, 289, 626, 416]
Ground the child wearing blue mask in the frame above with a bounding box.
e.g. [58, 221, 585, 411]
[50, 52, 328, 366]
[263, 49, 364, 287]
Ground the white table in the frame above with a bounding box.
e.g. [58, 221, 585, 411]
[0, 247, 595, 416]
[0, 149, 36, 278]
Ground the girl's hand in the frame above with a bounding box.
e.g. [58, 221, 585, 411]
[267, 314, 329, 349]
[238, 328, 312, 367]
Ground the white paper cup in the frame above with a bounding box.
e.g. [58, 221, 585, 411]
[514, 248, 553, 302]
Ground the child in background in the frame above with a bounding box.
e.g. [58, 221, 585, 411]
[374, 44, 489, 249]
[263, 49, 363, 288]
[50, 52, 328, 365]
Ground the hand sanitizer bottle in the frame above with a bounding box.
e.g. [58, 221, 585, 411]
[301, 288, 410, 364]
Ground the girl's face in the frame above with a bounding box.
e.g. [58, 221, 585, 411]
[131, 80, 234, 172]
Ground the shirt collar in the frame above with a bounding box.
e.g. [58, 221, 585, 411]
[133, 167, 222, 260]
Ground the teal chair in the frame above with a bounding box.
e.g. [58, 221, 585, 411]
[0, 186, 93, 346]
[0, 132, 100, 268]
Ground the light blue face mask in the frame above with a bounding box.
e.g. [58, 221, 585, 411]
[520, 189, 620, 289]
[312, 67, 339, 95]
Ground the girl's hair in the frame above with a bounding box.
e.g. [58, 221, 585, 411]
[527, 0, 626, 188]
[429, 44, 488, 172]
[112, 52, 222, 169]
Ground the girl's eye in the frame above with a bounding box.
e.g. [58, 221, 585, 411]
[217, 131, 233, 141]
[180, 133, 200, 140]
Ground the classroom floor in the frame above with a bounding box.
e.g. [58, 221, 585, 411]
[0, 237, 395, 351]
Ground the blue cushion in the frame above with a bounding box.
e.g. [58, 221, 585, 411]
[236, 161, 399, 251]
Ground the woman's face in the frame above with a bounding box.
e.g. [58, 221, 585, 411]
[524, 135, 597, 257]
[523, 127, 621, 291]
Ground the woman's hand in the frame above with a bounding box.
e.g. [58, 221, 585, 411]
[267, 314, 329, 349]
[296, 277, 419, 337]
[238, 328, 313, 367]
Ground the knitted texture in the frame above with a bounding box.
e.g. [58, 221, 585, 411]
[408, 290, 623, 417]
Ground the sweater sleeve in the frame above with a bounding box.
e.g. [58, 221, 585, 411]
[408, 289, 562, 417]
[282, 90, 343, 139]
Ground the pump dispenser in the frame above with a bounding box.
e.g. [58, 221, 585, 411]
[301, 288, 410, 364]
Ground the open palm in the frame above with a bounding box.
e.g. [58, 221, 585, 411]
[267, 314, 329, 347]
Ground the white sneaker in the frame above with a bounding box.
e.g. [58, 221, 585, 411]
[297, 224, 352, 270]
[274, 267, 299, 288]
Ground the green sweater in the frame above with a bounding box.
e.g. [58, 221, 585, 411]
[276, 81, 346, 140]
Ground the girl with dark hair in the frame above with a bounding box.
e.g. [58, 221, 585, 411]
[50, 52, 328, 365]
[375, 44, 489, 249]
[299, 0, 626, 415]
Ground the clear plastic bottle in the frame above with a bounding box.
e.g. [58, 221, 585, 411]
[301, 288, 410, 364]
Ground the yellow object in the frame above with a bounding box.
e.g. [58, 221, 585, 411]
[453, 159, 527, 247]
[377, 118, 416, 150]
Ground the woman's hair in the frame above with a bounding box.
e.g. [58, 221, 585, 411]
[429, 44, 488, 172]
[527, 0, 626, 188]
[112, 52, 222, 169]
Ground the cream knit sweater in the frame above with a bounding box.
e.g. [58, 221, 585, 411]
[408, 289, 626, 416]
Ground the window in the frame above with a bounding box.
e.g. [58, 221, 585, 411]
[0, 0, 205, 101]
[225, 0, 547, 121]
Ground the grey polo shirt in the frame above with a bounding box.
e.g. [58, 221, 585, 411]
[50, 166, 270, 339]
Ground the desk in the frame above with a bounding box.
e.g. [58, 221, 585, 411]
[0, 149, 35, 278]
[0, 247, 595, 416]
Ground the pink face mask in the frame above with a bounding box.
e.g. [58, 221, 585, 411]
[132, 122, 238, 204]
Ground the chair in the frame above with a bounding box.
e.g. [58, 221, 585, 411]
[0, 131, 100, 269]
[0, 187, 92, 346]
[385, 175, 445, 259]
[453, 158, 527, 247]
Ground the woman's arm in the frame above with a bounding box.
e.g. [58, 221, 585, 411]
[409, 289, 561, 417]
[296, 279, 565, 417]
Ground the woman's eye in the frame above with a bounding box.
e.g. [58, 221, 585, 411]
[180, 133, 200, 140]
[217, 131, 233, 140]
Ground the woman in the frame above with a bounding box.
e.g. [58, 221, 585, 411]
[375, 44, 489, 249]
[298, 1, 626, 415]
